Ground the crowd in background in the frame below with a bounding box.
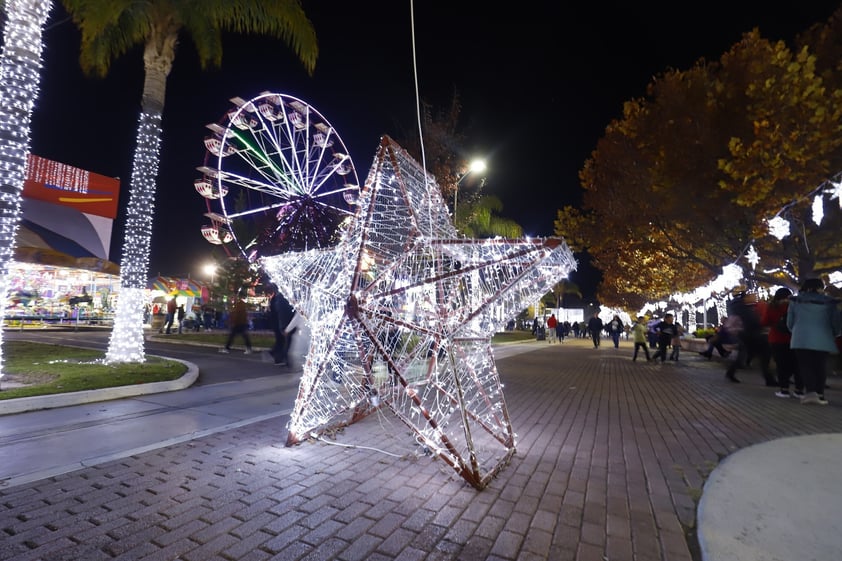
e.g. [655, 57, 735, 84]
[584, 278, 842, 406]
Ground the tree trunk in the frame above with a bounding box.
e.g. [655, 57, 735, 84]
[105, 45, 171, 363]
[0, 0, 52, 377]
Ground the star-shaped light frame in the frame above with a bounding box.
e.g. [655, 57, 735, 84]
[262, 136, 577, 489]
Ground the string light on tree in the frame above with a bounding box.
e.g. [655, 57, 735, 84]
[0, 0, 52, 379]
[812, 193, 824, 227]
[639, 169, 842, 323]
[106, 112, 162, 363]
[745, 244, 760, 271]
[827, 179, 842, 208]
[262, 136, 577, 490]
[766, 215, 790, 240]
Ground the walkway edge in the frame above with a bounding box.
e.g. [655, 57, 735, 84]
[0, 356, 198, 416]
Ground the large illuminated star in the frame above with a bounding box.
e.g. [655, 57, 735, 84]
[262, 136, 576, 489]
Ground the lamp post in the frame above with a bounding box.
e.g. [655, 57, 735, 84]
[454, 158, 487, 216]
[203, 263, 216, 286]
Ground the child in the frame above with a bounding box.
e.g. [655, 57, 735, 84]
[653, 313, 678, 363]
[631, 316, 651, 361]
[669, 320, 685, 361]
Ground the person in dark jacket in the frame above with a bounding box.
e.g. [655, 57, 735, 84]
[220, 290, 252, 354]
[587, 312, 603, 348]
[724, 291, 775, 385]
[267, 287, 295, 365]
[787, 278, 842, 405]
[652, 313, 678, 363]
[607, 314, 624, 348]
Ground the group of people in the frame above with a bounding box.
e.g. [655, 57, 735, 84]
[632, 279, 841, 406]
[583, 312, 634, 349]
[157, 296, 186, 335]
[153, 297, 222, 334]
[629, 313, 684, 362]
[537, 317, 607, 341]
[725, 279, 841, 406]
[218, 285, 301, 367]
[542, 314, 573, 343]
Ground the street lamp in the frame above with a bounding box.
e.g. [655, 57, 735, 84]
[454, 158, 486, 216]
[203, 263, 217, 285]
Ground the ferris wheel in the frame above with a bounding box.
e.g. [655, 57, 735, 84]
[196, 91, 360, 261]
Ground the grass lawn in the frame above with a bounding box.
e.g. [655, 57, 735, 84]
[491, 330, 539, 344]
[0, 340, 187, 400]
[0, 330, 537, 400]
[172, 331, 276, 348]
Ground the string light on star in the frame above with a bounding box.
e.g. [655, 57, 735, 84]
[262, 136, 577, 490]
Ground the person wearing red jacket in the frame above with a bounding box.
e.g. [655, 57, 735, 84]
[546, 314, 558, 344]
[761, 287, 802, 398]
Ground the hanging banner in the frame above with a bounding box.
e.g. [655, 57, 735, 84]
[23, 154, 120, 219]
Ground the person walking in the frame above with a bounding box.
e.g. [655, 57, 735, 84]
[724, 291, 776, 385]
[279, 307, 303, 368]
[220, 290, 253, 354]
[558, 320, 568, 343]
[699, 320, 734, 359]
[265, 286, 295, 365]
[652, 313, 678, 363]
[202, 305, 214, 331]
[546, 314, 558, 343]
[669, 319, 684, 361]
[787, 278, 842, 405]
[607, 314, 624, 349]
[587, 312, 603, 348]
[631, 316, 651, 361]
[176, 303, 186, 334]
[160, 296, 177, 334]
[761, 287, 802, 398]
[646, 317, 660, 349]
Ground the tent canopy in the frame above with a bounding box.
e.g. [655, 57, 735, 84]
[147, 276, 205, 297]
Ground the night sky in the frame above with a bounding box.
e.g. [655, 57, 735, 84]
[27, 1, 841, 297]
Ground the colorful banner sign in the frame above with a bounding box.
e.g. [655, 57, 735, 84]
[23, 154, 120, 219]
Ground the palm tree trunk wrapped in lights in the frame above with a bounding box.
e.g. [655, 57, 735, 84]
[0, 0, 53, 378]
[58, 0, 318, 362]
[106, 110, 162, 362]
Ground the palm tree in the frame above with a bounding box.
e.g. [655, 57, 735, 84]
[548, 279, 582, 310]
[58, 0, 318, 362]
[456, 194, 523, 239]
[0, 0, 53, 378]
[399, 94, 525, 239]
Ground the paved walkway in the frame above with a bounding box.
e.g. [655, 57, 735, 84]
[1, 337, 841, 561]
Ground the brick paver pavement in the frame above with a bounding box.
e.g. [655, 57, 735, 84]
[2, 339, 841, 561]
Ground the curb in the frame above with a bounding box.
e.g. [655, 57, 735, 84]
[0, 356, 199, 415]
